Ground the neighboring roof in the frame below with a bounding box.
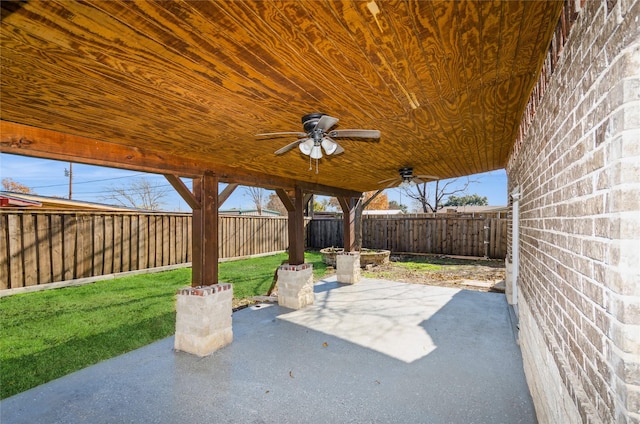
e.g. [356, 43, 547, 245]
[0, 191, 137, 211]
[219, 209, 282, 217]
[363, 210, 404, 215]
[0, 2, 564, 194]
[0, 193, 42, 208]
[437, 205, 508, 214]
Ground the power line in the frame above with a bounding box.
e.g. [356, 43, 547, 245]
[30, 172, 147, 189]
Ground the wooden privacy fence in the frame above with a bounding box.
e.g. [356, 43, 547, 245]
[307, 215, 508, 259]
[1, 211, 288, 290]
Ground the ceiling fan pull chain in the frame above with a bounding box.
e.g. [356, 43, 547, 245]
[308, 155, 313, 171]
[315, 158, 319, 174]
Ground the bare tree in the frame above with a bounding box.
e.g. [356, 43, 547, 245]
[403, 177, 477, 213]
[101, 177, 169, 210]
[244, 186, 266, 215]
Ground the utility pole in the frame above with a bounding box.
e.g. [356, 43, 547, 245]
[64, 162, 73, 199]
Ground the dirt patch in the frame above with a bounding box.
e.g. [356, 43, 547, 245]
[233, 254, 506, 310]
[361, 254, 506, 292]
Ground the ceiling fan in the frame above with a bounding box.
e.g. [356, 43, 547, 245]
[378, 167, 439, 188]
[256, 112, 380, 173]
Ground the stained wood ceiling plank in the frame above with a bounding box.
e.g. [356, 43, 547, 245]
[314, 0, 409, 114]
[210, 0, 384, 120]
[495, 2, 563, 169]
[90, 1, 302, 115]
[482, 1, 526, 169]
[476, 0, 505, 170]
[0, 1, 564, 192]
[379, 0, 442, 102]
[267, 0, 394, 121]
[449, 0, 484, 174]
[402, 0, 474, 168]
[0, 50, 250, 162]
[3, 2, 327, 172]
[324, 1, 417, 113]
[342, 0, 424, 113]
[0, 6, 269, 138]
[256, 0, 387, 119]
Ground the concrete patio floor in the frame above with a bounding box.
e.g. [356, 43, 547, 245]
[1, 277, 536, 424]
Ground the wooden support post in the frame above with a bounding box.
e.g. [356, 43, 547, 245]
[338, 196, 359, 252]
[192, 172, 219, 286]
[276, 186, 305, 265]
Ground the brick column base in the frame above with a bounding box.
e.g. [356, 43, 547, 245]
[277, 263, 314, 309]
[337, 252, 361, 284]
[174, 283, 233, 357]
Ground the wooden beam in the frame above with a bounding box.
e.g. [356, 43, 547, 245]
[296, 181, 361, 199]
[362, 189, 384, 209]
[191, 172, 218, 286]
[276, 187, 305, 263]
[218, 183, 238, 207]
[337, 197, 358, 252]
[288, 185, 306, 265]
[0, 121, 357, 195]
[275, 188, 295, 212]
[1, 121, 204, 177]
[164, 174, 200, 210]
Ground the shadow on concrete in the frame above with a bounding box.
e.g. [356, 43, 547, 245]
[0, 277, 536, 424]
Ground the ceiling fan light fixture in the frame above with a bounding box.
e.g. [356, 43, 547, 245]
[321, 138, 338, 155]
[299, 139, 314, 155]
[310, 145, 323, 159]
[399, 179, 414, 188]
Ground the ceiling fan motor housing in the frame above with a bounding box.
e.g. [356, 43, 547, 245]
[399, 167, 414, 179]
[302, 112, 325, 132]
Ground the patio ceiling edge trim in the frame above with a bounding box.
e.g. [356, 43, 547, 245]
[0, 120, 361, 199]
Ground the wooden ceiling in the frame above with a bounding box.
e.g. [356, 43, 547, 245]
[0, 1, 563, 194]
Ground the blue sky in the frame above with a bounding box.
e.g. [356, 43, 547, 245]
[0, 153, 507, 211]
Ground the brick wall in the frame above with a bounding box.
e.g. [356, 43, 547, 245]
[506, 0, 640, 423]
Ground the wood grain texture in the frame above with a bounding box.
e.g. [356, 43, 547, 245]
[0, 1, 563, 192]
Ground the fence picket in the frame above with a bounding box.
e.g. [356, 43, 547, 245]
[0, 214, 9, 289]
[2, 211, 506, 290]
[308, 215, 507, 259]
[35, 214, 52, 285]
[8, 214, 23, 289]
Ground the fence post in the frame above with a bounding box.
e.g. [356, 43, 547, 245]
[483, 218, 490, 258]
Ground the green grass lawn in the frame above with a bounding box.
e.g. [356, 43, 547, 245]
[0, 251, 328, 399]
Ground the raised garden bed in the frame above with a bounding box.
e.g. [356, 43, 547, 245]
[320, 247, 391, 268]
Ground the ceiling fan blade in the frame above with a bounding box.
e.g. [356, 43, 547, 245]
[328, 129, 381, 139]
[314, 115, 339, 131]
[415, 174, 439, 180]
[274, 138, 308, 155]
[256, 131, 307, 138]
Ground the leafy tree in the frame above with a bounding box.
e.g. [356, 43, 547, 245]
[327, 196, 341, 211]
[313, 197, 329, 212]
[388, 200, 408, 213]
[265, 192, 288, 215]
[443, 194, 488, 207]
[403, 177, 478, 213]
[101, 177, 169, 210]
[2, 178, 34, 194]
[364, 191, 388, 210]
